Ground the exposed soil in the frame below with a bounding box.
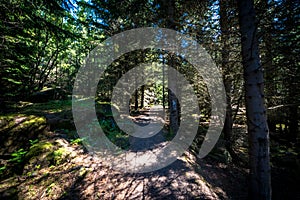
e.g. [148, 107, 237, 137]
[0, 104, 249, 199]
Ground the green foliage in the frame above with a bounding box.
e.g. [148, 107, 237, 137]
[46, 183, 56, 195]
[29, 139, 39, 146]
[52, 148, 70, 165]
[9, 148, 27, 163]
[70, 138, 85, 145]
[0, 166, 7, 175]
[99, 118, 130, 149]
[0, 0, 87, 99]
[272, 144, 298, 158]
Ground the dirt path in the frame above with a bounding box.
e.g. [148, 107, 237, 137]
[65, 105, 236, 200]
[0, 106, 248, 199]
[103, 105, 220, 199]
[128, 105, 166, 151]
[62, 106, 232, 199]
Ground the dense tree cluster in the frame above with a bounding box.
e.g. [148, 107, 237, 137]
[1, 0, 299, 199]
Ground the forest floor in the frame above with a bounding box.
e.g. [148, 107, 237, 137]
[0, 100, 298, 199]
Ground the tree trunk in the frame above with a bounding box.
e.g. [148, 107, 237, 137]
[260, 0, 276, 134]
[168, 65, 179, 133]
[285, 0, 299, 142]
[162, 56, 166, 109]
[237, 0, 272, 199]
[165, 0, 179, 133]
[220, 0, 234, 159]
[134, 89, 139, 111]
[140, 85, 144, 109]
[134, 68, 139, 111]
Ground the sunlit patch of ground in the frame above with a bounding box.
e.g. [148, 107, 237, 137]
[0, 101, 249, 199]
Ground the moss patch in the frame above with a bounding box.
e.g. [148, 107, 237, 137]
[52, 147, 71, 165]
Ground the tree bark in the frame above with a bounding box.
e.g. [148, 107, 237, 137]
[259, 0, 276, 134]
[220, 0, 234, 159]
[134, 89, 139, 111]
[237, 0, 272, 199]
[165, 0, 179, 133]
[140, 85, 144, 109]
[285, 0, 299, 141]
[162, 56, 166, 109]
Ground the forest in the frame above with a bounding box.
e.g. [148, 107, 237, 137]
[0, 0, 299, 199]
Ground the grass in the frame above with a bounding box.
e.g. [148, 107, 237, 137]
[19, 100, 72, 115]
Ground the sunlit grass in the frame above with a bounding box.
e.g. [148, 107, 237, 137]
[19, 100, 72, 114]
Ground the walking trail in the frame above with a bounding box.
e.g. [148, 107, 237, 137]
[0, 105, 247, 199]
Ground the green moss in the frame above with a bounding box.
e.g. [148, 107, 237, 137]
[0, 115, 47, 134]
[52, 148, 71, 165]
[19, 100, 71, 114]
[22, 116, 46, 126]
[26, 142, 54, 159]
[0, 115, 22, 131]
[0, 115, 17, 121]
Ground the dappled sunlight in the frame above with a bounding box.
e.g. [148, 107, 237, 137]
[0, 102, 248, 199]
[0, 115, 48, 156]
